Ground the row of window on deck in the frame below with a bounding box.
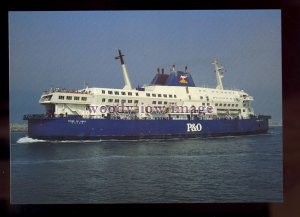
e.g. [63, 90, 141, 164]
[57, 95, 241, 108]
[58, 96, 87, 101]
[103, 90, 178, 98]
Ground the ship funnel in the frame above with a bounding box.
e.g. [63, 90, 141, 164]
[185, 66, 188, 73]
[212, 59, 224, 90]
[115, 50, 132, 90]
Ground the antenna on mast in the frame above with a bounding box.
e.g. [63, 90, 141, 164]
[212, 58, 224, 90]
[84, 80, 89, 89]
[115, 50, 132, 90]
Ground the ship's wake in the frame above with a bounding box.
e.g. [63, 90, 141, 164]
[16, 136, 103, 144]
[17, 136, 46, 143]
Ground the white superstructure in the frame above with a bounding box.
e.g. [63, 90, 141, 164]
[39, 51, 255, 121]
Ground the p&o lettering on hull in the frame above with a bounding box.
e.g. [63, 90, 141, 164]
[187, 123, 202, 132]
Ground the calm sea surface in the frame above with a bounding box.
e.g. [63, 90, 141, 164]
[11, 127, 282, 204]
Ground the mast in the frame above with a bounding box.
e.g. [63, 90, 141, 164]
[115, 50, 132, 90]
[212, 59, 224, 90]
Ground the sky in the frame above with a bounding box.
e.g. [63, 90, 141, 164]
[9, 10, 281, 123]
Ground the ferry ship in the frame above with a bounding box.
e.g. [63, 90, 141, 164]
[24, 50, 271, 140]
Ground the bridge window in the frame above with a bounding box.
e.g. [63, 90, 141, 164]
[102, 90, 105, 94]
[152, 93, 156, 97]
[114, 91, 119, 95]
[146, 93, 150, 97]
[108, 99, 113, 102]
[164, 101, 167, 105]
[158, 101, 162, 104]
[174, 95, 177, 98]
[128, 92, 132, 96]
[128, 100, 132, 103]
[115, 99, 119, 103]
[121, 99, 126, 103]
[136, 92, 139, 96]
[74, 96, 80, 100]
[158, 94, 162, 97]
[58, 96, 64, 100]
[163, 94, 167, 98]
[200, 96, 203, 99]
[102, 98, 105, 102]
[215, 103, 218, 106]
[108, 91, 113, 94]
[121, 92, 126, 95]
[152, 101, 156, 104]
[235, 104, 238, 107]
[81, 97, 87, 101]
[134, 100, 138, 103]
[169, 94, 173, 98]
[66, 96, 72, 100]
[220, 104, 222, 106]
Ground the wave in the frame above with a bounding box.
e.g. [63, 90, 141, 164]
[17, 136, 46, 143]
[14, 136, 181, 144]
[11, 155, 135, 165]
[13, 153, 271, 165]
[53, 140, 102, 143]
[15, 136, 104, 144]
[12, 157, 99, 165]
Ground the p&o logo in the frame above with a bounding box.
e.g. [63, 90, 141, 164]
[187, 123, 202, 132]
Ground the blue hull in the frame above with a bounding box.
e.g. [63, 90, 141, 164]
[25, 115, 271, 140]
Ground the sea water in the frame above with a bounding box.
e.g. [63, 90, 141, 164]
[10, 127, 282, 203]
